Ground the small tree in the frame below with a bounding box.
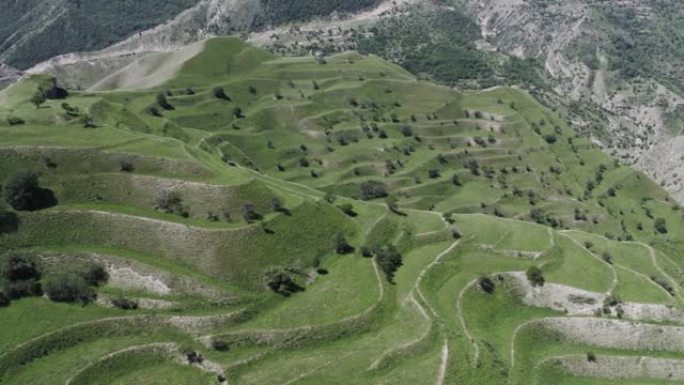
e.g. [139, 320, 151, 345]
[337, 203, 357, 217]
[2, 171, 56, 211]
[43, 273, 95, 304]
[375, 245, 402, 283]
[156, 93, 174, 110]
[213, 87, 231, 101]
[119, 161, 135, 173]
[232, 107, 245, 119]
[6, 116, 24, 126]
[654, 218, 668, 234]
[80, 114, 96, 128]
[241, 203, 262, 223]
[526, 266, 545, 287]
[155, 191, 188, 217]
[452, 174, 462, 186]
[30, 91, 46, 109]
[332, 232, 353, 254]
[82, 263, 109, 286]
[400, 125, 413, 137]
[478, 276, 495, 294]
[263, 268, 303, 296]
[359, 181, 388, 200]
[0, 253, 42, 300]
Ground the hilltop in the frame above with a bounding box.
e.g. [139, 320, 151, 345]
[0, 36, 683, 385]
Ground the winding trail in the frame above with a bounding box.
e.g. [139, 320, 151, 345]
[456, 278, 480, 366]
[436, 339, 449, 385]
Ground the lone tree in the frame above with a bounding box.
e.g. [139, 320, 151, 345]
[526, 266, 545, 287]
[30, 91, 46, 109]
[213, 87, 231, 101]
[478, 276, 495, 294]
[155, 191, 188, 218]
[332, 232, 353, 254]
[2, 171, 56, 211]
[156, 93, 174, 110]
[375, 245, 403, 283]
[654, 218, 668, 234]
[43, 273, 96, 304]
[359, 181, 388, 200]
[0, 252, 42, 300]
[263, 268, 303, 296]
[241, 203, 262, 223]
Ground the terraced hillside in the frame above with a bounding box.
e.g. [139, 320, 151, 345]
[1, 37, 684, 385]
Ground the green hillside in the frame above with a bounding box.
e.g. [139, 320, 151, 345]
[0, 37, 683, 385]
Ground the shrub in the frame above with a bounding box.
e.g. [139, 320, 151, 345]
[601, 252, 613, 264]
[452, 174, 462, 186]
[478, 276, 495, 294]
[400, 125, 413, 137]
[271, 197, 290, 215]
[155, 191, 189, 217]
[2, 171, 56, 211]
[80, 114, 96, 128]
[0, 291, 9, 307]
[263, 268, 303, 296]
[232, 107, 245, 119]
[241, 203, 262, 223]
[147, 106, 162, 117]
[111, 296, 138, 310]
[654, 217, 668, 234]
[211, 339, 230, 352]
[337, 203, 357, 217]
[543, 134, 557, 144]
[428, 169, 440, 179]
[359, 181, 388, 200]
[43, 273, 96, 304]
[119, 161, 134, 173]
[332, 233, 353, 254]
[6, 116, 24, 125]
[586, 352, 597, 363]
[526, 266, 545, 287]
[30, 91, 46, 108]
[0, 253, 42, 300]
[375, 245, 402, 283]
[82, 264, 108, 286]
[156, 93, 174, 110]
[213, 87, 231, 101]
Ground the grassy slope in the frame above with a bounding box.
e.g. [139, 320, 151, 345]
[0, 37, 683, 384]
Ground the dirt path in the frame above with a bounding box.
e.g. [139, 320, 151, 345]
[457, 278, 480, 366]
[436, 339, 449, 385]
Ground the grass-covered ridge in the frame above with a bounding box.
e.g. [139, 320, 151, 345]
[0, 36, 683, 384]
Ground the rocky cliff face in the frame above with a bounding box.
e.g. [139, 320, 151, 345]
[0, 64, 22, 90]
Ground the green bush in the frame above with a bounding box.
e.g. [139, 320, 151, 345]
[654, 217, 668, 234]
[526, 266, 545, 287]
[359, 181, 388, 200]
[2, 171, 57, 211]
[375, 245, 402, 283]
[0, 252, 42, 299]
[43, 273, 96, 304]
